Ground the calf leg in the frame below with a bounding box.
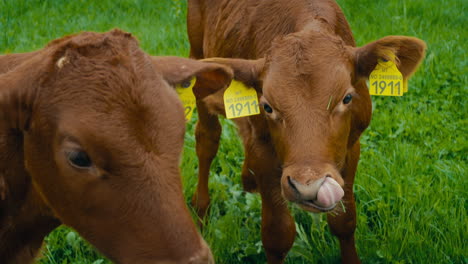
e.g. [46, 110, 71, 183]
[327, 187, 359, 264]
[247, 141, 295, 263]
[260, 183, 296, 264]
[239, 126, 258, 193]
[241, 162, 258, 192]
[191, 100, 221, 221]
[240, 121, 296, 263]
[327, 142, 361, 264]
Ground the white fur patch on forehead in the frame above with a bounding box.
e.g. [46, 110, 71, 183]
[57, 56, 69, 69]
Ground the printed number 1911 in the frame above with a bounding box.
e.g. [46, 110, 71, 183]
[228, 101, 258, 118]
[371, 80, 401, 95]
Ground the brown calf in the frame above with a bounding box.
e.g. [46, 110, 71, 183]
[0, 29, 233, 264]
[187, 0, 426, 263]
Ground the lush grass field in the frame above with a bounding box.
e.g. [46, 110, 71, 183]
[1, 0, 466, 263]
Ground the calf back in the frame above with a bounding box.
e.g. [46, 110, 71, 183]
[188, 0, 355, 59]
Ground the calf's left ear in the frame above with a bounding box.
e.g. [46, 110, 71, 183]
[151, 56, 234, 99]
[354, 36, 426, 79]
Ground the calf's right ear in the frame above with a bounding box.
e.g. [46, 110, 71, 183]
[151, 56, 234, 99]
[0, 53, 42, 131]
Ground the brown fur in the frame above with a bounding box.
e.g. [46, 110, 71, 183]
[187, 0, 426, 263]
[0, 29, 233, 264]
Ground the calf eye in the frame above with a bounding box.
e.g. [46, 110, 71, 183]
[67, 150, 93, 169]
[181, 80, 192, 88]
[263, 103, 273, 113]
[343, 94, 353, 104]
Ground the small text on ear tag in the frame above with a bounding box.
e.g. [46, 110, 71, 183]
[224, 80, 260, 119]
[369, 52, 404, 96]
[175, 77, 196, 122]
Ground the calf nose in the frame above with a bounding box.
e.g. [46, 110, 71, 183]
[287, 176, 324, 200]
[287, 176, 344, 209]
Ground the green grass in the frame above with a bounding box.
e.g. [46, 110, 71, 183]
[1, 0, 466, 263]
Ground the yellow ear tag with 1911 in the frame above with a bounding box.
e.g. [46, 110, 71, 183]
[224, 80, 260, 119]
[369, 52, 406, 96]
[175, 77, 196, 122]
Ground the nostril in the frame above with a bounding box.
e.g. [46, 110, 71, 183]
[287, 176, 298, 192]
[324, 174, 332, 179]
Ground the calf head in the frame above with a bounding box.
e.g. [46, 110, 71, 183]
[0, 29, 231, 263]
[203, 27, 425, 213]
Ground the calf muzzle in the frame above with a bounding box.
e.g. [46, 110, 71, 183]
[282, 165, 344, 212]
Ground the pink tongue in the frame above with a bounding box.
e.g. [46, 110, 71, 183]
[316, 177, 344, 208]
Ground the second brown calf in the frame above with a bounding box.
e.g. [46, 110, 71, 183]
[0, 29, 233, 264]
[187, 0, 426, 263]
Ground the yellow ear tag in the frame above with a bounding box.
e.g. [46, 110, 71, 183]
[223, 80, 260, 119]
[403, 78, 408, 93]
[175, 77, 196, 122]
[369, 52, 404, 96]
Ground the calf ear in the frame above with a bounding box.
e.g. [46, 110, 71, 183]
[200, 58, 265, 93]
[0, 53, 43, 131]
[151, 56, 234, 99]
[354, 36, 426, 79]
